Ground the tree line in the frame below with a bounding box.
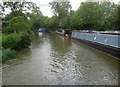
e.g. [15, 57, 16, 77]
[48, 0, 119, 31]
[1, 0, 119, 31]
[70, 2, 119, 31]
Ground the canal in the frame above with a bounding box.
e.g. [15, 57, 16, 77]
[2, 33, 119, 85]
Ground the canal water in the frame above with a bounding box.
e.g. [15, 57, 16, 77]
[2, 33, 119, 85]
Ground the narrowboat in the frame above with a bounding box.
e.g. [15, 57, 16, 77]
[56, 29, 71, 38]
[71, 30, 120, 59]
[39, 28, 50, 33]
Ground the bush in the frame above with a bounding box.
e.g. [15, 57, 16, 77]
[2, 30, 32, 50]
[19, 31, 32, 48]
[2, 31, 32, 62]
[2, 49, 15, 62]
[2, 16, 33, 62]
[2, 33, 21, 50]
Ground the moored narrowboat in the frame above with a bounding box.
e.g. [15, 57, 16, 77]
[56, 29, 71, 38]
[71, 30, 120, 59]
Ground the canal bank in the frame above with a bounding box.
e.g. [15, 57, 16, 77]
[2, 33, 119, 85]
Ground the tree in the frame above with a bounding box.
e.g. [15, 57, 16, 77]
[3, 16, 30, 34]
[26, 10, 43, 29]
[2, 0, 40, 13]
[48, 16, 59, 30]
[70, 1, 119, 31]
[99, 2, 118, 30]
[49, 0, 71, 29]
[2, 0, 40, 24]
[2, 0, 44, 34]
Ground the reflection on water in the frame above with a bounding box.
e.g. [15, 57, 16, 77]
[2, 33, 119, 85]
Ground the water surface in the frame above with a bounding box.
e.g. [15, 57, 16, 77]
[2, 33, 119, 85]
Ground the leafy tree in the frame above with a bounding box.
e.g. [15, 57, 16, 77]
[2, 1, 40, 27]
[26, 11, 43, 29]
[99, 2, 118, 30]
[48, 16, 59, 30]
[70, 1, 119, 31]
[49, 0, 71, 28]
[2, 0, 40, 13]
[3, 16, 29, 34]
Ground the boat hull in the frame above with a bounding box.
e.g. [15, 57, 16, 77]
[71, 30, 120, 59]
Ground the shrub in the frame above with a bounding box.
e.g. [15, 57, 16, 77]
[19, 31, 32, 48]
[2, 34, 12, 49]
[2, 16, 33, 62]
[2, 31, 32, 62]
[2, 33, 21, 50]
[2, 31, 32, 50]
[2, 49, 15, 62]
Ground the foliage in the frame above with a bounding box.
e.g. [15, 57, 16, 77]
[2, 33, 20, 49]
[2, 15, 32, 61]
[3, 16, 30, 34]
[99, 2, 118, 30]
[2, 31, 32, 50]
[49, 0, 71, 28]
[2, 49, 15, 62]
[1, 1, 40, 62]
[70, 2, 119, 31]
[3, 11, 26, 24]
[2, 30, 32, 62]
[48, 16, 59, 30]
[2, 1, 40, 28]
[26, 10, 43, 29]
[20, 31, 32, 48]
[2, 1, 40, 13]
